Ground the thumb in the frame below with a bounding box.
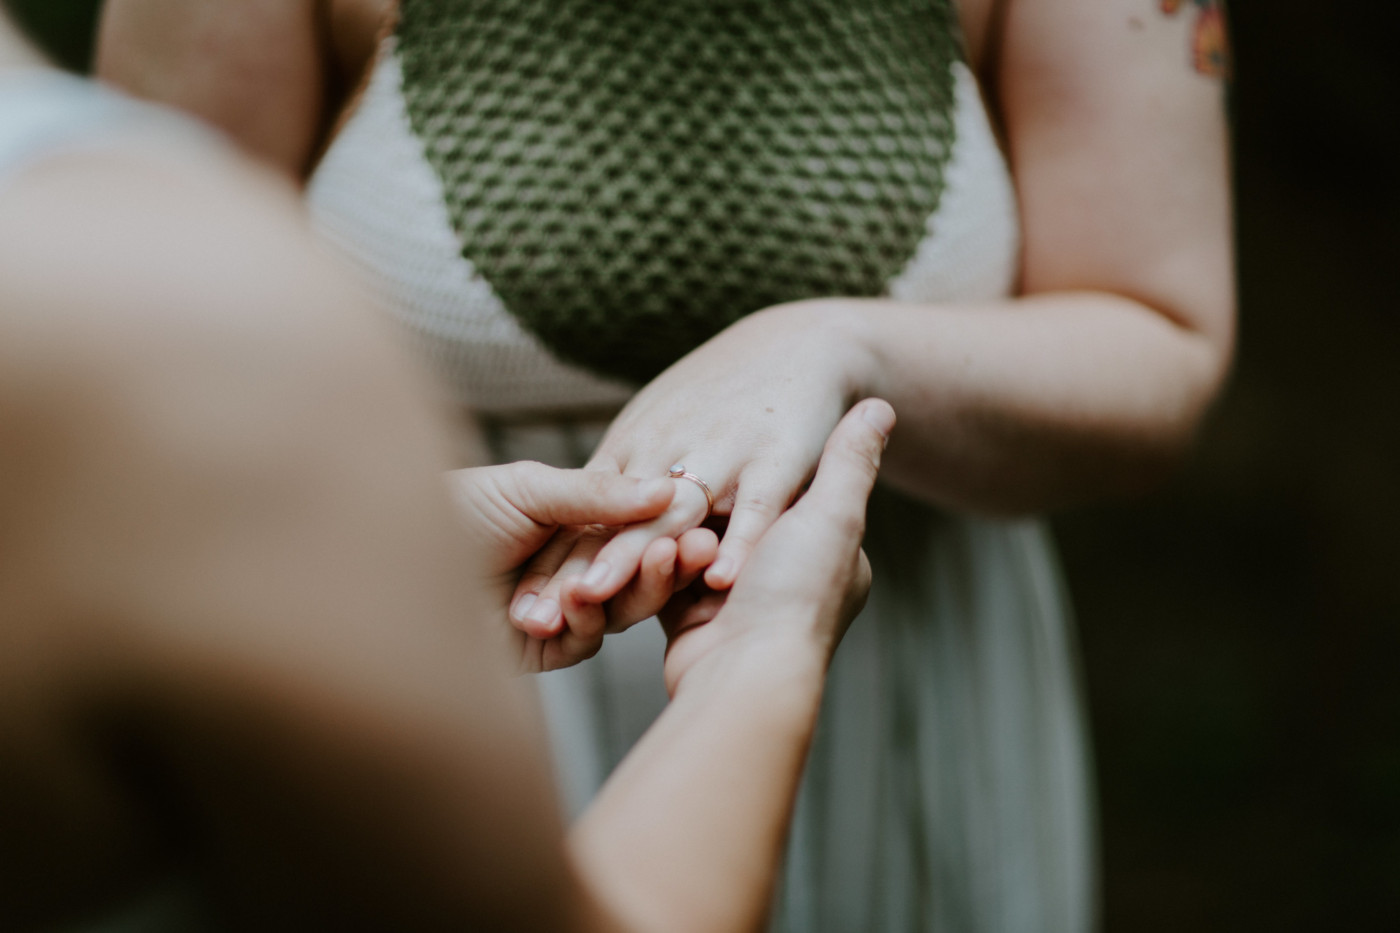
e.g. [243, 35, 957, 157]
[501, 462, 676, 528]
[796, 399, 894, 526]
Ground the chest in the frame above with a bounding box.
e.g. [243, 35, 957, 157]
[392, 0, 965, 382]
[311, 1, 1019, 410]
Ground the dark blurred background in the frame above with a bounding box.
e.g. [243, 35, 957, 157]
[8, 1, 1397, 929]
[1060, 5, 1400, 929]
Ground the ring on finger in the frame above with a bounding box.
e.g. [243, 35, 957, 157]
[667, 463, 715, 516]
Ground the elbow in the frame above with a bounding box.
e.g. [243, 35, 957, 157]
[1091, 325, 1235, 504]
[1019, 326, 1236, 514]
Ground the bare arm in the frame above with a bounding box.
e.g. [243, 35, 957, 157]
[0, 125, 883, 931]
[571, 401, 889, 933]
[512, 0, 1235, 633]
[736, 0, 1233, 515]
[0, 138, 573, 926]
[840, 0, 1234, 513]
[95, 0, 351, 176]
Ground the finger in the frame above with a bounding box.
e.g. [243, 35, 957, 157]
[657, 589, 727, 640]
[603, 537, 679, 634]
[509, 525, 583, 638]
[545, 581, 609, 670]
[514, 631, 546, 675]
[522, 530, 610, 638]
[559, 578, 608, 650]
[511, 525, 612, 638]
[703, 469, 797, 590]
[656, 585, 699, 632]
[796, 399, 894, 532]
[572, 481, 712, 601]
[855, 548, 873, 603]
[584, 447, 624, 473]
[499, 461, 675, 528]
[675, 527, 719, 590]
[658, 589, 732, 697]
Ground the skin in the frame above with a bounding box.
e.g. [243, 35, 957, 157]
[0, 19, 893, 930]
[97, 0, 1234, 669]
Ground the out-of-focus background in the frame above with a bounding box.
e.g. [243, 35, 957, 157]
[9, 1, 1396, 928]
[1064, 4, 1400, 928]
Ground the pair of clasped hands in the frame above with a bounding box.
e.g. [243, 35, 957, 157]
[453, 392, 896, 687]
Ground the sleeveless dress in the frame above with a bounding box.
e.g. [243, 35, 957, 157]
[309, 2, 1098, 930]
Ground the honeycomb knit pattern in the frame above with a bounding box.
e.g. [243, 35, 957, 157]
[397, 0, 961, 384]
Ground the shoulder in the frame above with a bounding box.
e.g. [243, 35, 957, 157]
[0, 124, 367, 377]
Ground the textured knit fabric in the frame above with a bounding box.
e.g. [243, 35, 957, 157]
[309, 6, 1099, 930]
[396, 0, 961, 384]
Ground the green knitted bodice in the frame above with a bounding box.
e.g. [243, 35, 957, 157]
[397, 0, 962, 384]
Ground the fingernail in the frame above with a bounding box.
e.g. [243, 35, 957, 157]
[582, 561, 612, 589]
[861, 401, 895, 440]
[710, 556, 737, 582]
[511, 592, 537, 622]
[525, 597, 559, 628]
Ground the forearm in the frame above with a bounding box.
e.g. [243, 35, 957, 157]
[793, 289, 1230, 515]
[570, 637, 825, 933]
[801, 0, 1235, 516]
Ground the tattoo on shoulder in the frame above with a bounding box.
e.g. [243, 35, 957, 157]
[1160, 0, 1230, 79]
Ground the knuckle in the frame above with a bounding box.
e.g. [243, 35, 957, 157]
[827, 507, 867, 542]
[513, 460, 553, 493]
[576, 524, 616, 546]
[515, 570, 552, 591]
[736, 489, 781, 517]
[844, 433, 883, 473]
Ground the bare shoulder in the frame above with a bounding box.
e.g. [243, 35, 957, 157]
[0, 139, 300, 284]
[993, 0, 1234, 341]
[0, 138, 316, 639]
[0, 136, 371, 377]
[998, 0, 1229, 93]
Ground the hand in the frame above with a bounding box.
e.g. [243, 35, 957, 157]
[508, 302, 873, 638]
[657, 399, 894, 696]
[520, 522, 718, 671]
[448, 461, 716, 671]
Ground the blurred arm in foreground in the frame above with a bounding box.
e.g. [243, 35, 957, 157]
[0, 12, 890, 932]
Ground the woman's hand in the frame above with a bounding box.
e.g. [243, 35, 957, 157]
[520, 523, 719, 671]
[508, 302, 875, 644]
[448, 462, 717, 671]
[657, 399, 894, 696]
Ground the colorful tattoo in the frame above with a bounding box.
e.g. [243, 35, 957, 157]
[1160, 0, 1230, 79]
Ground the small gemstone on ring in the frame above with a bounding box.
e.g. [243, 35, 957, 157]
[669, 464, 685, 476]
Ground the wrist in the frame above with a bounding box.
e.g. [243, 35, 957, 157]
[755, 299, 882, 405]
[672, 627, 828, 719]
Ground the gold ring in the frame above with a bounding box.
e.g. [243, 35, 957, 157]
[667, 464, 714, 515]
